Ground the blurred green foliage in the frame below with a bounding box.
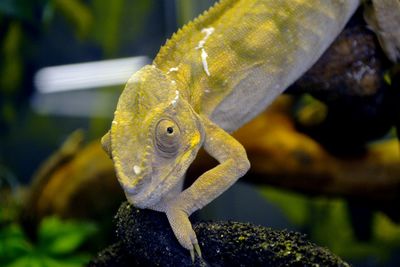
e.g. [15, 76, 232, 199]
[91, 0, 153, 57]
[260, 186, 400, 265]
[0, 2, 155, 265]
[0, 0, 154, 130]
[55, 0, 93, 37]
[0, 165, 21, 224]
[0, 217, 98, 267]
[0, 0, 157, 182]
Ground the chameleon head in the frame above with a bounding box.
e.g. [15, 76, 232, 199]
[103, 65, 204, 208]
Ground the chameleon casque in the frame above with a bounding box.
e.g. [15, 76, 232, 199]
[101, 0, 363, 259]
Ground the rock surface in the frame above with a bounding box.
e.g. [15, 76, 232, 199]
[89, 202, 350, 267]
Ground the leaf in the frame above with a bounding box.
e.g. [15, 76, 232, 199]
[0, 22, 23, 94]
[54, 0, 93, 37]
[374, 213, 400, 244]
[0, 224, 32, 262]
[91, 0, 153, 56]
[5, 255, 44, 267]
[5, 253, 89, 267]
[0, 0, 33, 21]
[39, 255, 92, 267]
[259, 186, 309, 226]
[0, 220, 94, 266]
[38, 217, 97, 255]
[91, 0, 123, 56]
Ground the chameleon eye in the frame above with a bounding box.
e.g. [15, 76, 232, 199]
[155, 119, 181, 157]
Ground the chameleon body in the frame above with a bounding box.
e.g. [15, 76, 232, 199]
[102, 0, 360, 258]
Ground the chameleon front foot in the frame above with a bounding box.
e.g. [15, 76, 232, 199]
[165, 206, 202, 261]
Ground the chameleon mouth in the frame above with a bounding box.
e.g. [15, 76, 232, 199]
[123, 174, 148, 195]
[113, 156, 151, 196]
[125, 151, 187, 208]
[130, 129, 203, 207]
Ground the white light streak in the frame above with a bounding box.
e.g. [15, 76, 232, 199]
[34, 56, 150, 93]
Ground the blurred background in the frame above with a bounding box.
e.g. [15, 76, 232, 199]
[1, 0, 400, 266]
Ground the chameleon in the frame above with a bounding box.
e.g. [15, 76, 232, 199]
[101, 0, 361, 260]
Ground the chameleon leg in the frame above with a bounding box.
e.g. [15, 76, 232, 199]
[163, 115, 250, 257]
[364, 0, 400, 62]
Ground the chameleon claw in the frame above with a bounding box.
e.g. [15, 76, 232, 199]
[190, 248, 195, 262]
[194, 243, 202, 259]
[189, 244, 202, 263]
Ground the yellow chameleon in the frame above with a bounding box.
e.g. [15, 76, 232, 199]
[100, 0, 393, 260]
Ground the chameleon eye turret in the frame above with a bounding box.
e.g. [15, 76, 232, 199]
[155, 118, 181, 157]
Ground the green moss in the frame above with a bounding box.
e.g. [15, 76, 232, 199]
[237, 235, 246, 241]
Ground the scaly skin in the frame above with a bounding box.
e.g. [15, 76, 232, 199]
[102, 0, 360, 260]
[364, 0, 400, 62]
